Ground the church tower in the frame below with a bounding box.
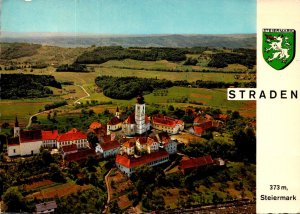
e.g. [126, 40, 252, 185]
[115, 106, 120, 119]
[135, 95, 146, 135]
[14, 116, 20, 137]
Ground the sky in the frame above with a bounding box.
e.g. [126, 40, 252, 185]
[2, 0, 256, 34]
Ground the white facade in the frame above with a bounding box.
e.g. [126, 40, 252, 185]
[122, 123, 136, 136]
[146, 141, 159, 154]
[43, 139, 57, 148]
[20, 141, 43, 156]
[57, 139, 88, 149]
[135, 103, 146, 134]
[164, 141, 177, 154]
[7, 144, 20, 157]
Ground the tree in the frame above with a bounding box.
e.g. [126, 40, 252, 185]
[1, 122, 9, 129]
[2, 187, 24, 212]
[31, 116, 38, 123]
[41, 149, 53, 166]
[87, 132, 99, 148]
[49, 163, 65, 182]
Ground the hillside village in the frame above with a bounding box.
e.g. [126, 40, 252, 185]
[0, 93, 257, 212]
[7, 95, 230, 176]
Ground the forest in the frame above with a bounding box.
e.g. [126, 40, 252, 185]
[76, 46, 187, 64]
[0, 74, 61, 99]
[95, 76, 256, 99]
[207, 51, 256, 68]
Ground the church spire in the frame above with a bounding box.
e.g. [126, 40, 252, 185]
[15, 116, 19, 127]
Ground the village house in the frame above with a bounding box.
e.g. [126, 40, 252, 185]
[95, 134, 120, 158]
[61, 144, 78, 159]
[152, 114, 184, 134]
[56, 128, 89, 149]
[156, 132, 178, 154]
[35, 201, 57, 214]
[178, 155, 214, 175]
[64, 149, 97, 163]
[88, 121, 107, 139]
[41, 130, 59, 148]
[121, 138, 136, 156]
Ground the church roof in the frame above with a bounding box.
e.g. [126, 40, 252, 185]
[108, 117, 122, 125]
[20, 130, 42, 143]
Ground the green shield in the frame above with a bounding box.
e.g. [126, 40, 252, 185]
[263, 29, 296, 70]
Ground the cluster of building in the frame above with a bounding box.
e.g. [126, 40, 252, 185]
[6, 95, 230, 177]
[188, 113, 229, 137]
[7, 117, 95, 161]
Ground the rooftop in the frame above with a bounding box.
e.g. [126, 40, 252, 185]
[64, 149, 96, 162]
[62, 144, 78, 153]
[57, 128, 87, 142]
[41, 130, 59, 141]
[36, 201, 57, 212]
[89, 122, 102, 129]
[20, 130, 42, 143]
[116, 150, 169, 169]
[99, 140, 120, 151]
[178, 155, 213, 170]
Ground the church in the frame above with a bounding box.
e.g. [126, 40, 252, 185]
[122, 95, 151, 136]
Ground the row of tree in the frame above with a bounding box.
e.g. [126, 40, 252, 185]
[76, 46, 187, 64]
[0, 74, 62, 99]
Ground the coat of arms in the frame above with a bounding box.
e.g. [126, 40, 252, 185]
[263, 29, 296, 70]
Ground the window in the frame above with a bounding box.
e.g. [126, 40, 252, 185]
[13, 149, 16, 153]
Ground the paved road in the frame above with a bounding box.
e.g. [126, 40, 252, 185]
[26, 84, 90, 128]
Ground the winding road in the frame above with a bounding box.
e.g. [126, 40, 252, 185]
[26, 84, 90, 128]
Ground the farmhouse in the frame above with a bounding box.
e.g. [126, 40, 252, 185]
[178, 155, 214, 174]
[96, 139, 120, 158]
[57, 128, 89, 149]
[152, 114, 184, 134]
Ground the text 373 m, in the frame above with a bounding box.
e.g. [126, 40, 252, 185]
[270, 185, 288, 191]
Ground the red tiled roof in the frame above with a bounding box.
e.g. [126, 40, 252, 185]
[8, 137, 20, 146]
[89, 122, 102, 129]
[137, 137, 148, 145]
[198, 121, 213, 130]
[100, 140, 120, 151]
[193, 126, 204, 135]
[179, 155, 213, 170]
[205, 114, 214, 121]
[64, 149, 96, 162]
[123, 139, 136, 148]
[158, 132, 171, 144]
[193, 116, 206, 124]
[108, 117, 122, 125]
[124, 113, 150, 124]
[57, 128, 87, 142]
[214, 114, 230, 121]
[145, 115, 150, 123]
[20, 130, 42, 143]
[124, 113, 135, 124]
[116, 150, 169, 169]
[152, 114, 183, 128]
[42, 130, 59, 141]
[62, 144, 78, 153]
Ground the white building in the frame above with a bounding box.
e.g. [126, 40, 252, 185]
[57, 128, 88, 149]
[116, 150, 169, 177]
[8, 129, 43, 157]
[152, 114, 184, 135]
[96, 140, 120, 158]
[42, 130, 59, 148]
[122, 95, 151, 136]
